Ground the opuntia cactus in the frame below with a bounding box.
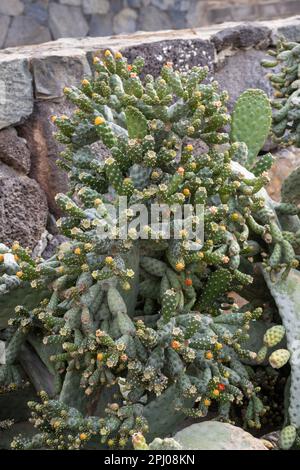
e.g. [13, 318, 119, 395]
[0, 50, 294, 450]
[230, 89, 272, 170]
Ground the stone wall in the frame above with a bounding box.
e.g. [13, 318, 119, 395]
[1, 1, 300, 49]
[1, 15, 300, 252]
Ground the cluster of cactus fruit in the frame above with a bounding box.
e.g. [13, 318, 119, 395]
[0, 49, 299, 450]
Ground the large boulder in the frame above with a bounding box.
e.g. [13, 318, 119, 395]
[0, 127, 31, 174]
[0, 57, 33, 130]
[18, 101, 72, 216]
[173, 421, 268, 450]
[4, 16, 51, 49]
[0, 172, 48, 249]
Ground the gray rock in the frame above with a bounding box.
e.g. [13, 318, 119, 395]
[0, 0, 24, 16]
[231, 4, 257, 22]
[5, 16, 51, 48]
[18, 100, 72, 216]
[0, 57, 33, 130]
[212, 23, 271, 52]
[0, 160, 19, 178]
[0, 127, 31, 174]
[125, 0, 143, 8]
[150, 0, 175, 10]
[168, 9, 188, 30]
[49, 4, 89, 39]
[0, 175, 48, 248]
[186, 0, 207, 28]
[89, 13, 114, 37]
[152, 0, 191, 13]
[59, 0, 82, 5]
[273, 17, 300, 43]
[208, 6, 233, 25]
[113, 8, 138, 35]
[174, 422, 268, 450]
[24, 1, 49, 26]
[31, 51, 91, 99]
[0, 15, 10, 49]
[167, 0, 190, 11]
[122, 38, 214, 79]
[215, 49, 273, 110]
[82, 0, 109, 15]
[137, 5, 172, 32]
[110, 0, 123, 14]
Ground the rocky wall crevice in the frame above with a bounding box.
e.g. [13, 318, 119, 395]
[1, 16, 300, 251]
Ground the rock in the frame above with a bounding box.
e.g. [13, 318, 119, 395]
[110, 0, 123, 13]
[215, 49, 274, 110]
[0, 57, 33, 130]
[83, 0, 110, 15]
[211, 23, 271, 52]
[126, 0, 143, 8]
[208, 6, 233, 24]
[0, 0, 24, 16]
[113, 8, 138, 35]
[186, 1, 207, 28]
[0, 127, 31, 174]
[266, 146, 300, 202]
[0, 15, 10, 49]
[168, 9, 188, 30]
[150, 0, 175, 10]
[122, 38, 215, 79]
[261, 431, 281, 450]
[231, 4, 257, 22]
[150, 0, 190, 11]
[89, 13, 114, 37]
[31, 51, 91, 99]
[18, 100, 72, 216]
[173, 422, 268, 450]
[59, 0, 82, 5]
[0, 174, 48, 248]
[269, 17, 300, 44]
[24, 1, 49, 27]
[4, 16, 52, 48]
[49, 3, 89, 40]
[137, 5, 172, 32]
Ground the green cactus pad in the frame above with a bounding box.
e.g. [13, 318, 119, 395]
[125, 106, 148, 139]
[279, 425, 297, 450]
[263, 325, 286, 348]
[269, 348, 290, 369]
[230, 89, 272, 166]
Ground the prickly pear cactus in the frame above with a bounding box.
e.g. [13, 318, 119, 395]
[0, 51, 296, 450]
[230, 89, 272, 168]
[263, 40, 300, 146]
[262, 268, 300, 428]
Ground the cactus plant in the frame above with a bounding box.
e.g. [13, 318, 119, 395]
[230, 89, 273, 172]
[0, 51, 297, 450]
